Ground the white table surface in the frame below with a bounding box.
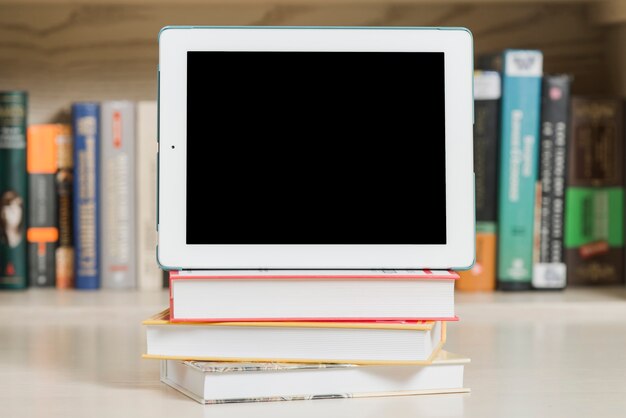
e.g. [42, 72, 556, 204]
[1, 287, 626, 418]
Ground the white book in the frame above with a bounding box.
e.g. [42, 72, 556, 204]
[136, 101, 161, 290]
[161, 351, 469, 404]
[169, 270, 457, 321]
[143, 308, 446, 364]
[100, 101, 136, 289]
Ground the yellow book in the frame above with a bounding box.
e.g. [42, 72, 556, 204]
[143, 309, 447, 365]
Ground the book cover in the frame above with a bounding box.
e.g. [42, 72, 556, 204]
[496, 50, 543, 290]
[145, 307, 444, 330]
[170, 269, 459, 280]
[457, 71, 500, 292]
[136, 101, 161, 290]
[532, 75, 572, 289]
[100, 101, 136, 289]
[565, 98, 624, 285]
[72, 102, 100, 290]
[55, 125, 73, 289]
[0, 91, 28, 289]
[27, 125, 62, 287]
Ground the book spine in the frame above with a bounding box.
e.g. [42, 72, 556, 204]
[26, 125, 59, 287]
[532, 75, 571, 289]
[457, 225, 497, 292]
[0, 91, 28, 289]
[72, 103, 100, 290]
[163, 269, 169, 288]
[55, 126, 73, 289]
[100, 101, 136, 289]
[457, 71, 500, 292]
[497, 50, 543, 290]
[565, 98, 624, 285]
[136, 101, 161, 290]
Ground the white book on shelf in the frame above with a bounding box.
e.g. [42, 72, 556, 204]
[100, 100, 136, 289]
[136, 101, 161, 290]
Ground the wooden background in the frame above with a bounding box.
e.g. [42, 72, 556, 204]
[0, 2, 621, 124]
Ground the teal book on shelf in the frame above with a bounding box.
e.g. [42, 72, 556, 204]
[0, 91, 28, 289]
[495, 50, 543, 290]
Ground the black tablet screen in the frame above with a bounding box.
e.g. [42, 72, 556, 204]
[186, 51, 446, 244]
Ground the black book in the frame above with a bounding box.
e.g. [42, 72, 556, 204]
[162, 269, 169, 288]
[474, 72, 500, 223]
[533, 75, 572, 289]
[456, 71, 500, 292]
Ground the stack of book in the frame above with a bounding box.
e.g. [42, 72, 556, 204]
[142, 269, 469, 404]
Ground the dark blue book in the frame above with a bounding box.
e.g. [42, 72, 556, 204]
[72, 103, 100, 289]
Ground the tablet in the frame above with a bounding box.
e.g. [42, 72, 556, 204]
[157, 26, 474, 269]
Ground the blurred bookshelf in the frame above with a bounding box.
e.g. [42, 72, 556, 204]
[1, 0, 626, 292]
[0, 1, 625, 124]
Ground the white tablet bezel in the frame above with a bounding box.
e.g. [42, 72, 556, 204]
[157, 26, 474, 270]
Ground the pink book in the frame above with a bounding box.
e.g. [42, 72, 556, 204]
[169, 270, 458, 323]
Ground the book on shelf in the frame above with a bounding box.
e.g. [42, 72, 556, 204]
[162, 269, 169, 289]
[55, 125, 74, 289]
[136, 101, 161, 291]
[143, 309, 446, 365]
[457, 70, 500, 292]
[0, 91, 28, 289]
[532, 75, 572, 289]
[484, 50, 543, 290]
[168, 269, 458, 322]
[565, 97, 624, 285]
[27, 125, 66, 287]
[100, 101, 136, 289]
[161, 350, 469, 404]
[72, 102, 100, 290]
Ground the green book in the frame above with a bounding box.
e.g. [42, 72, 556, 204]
[0, 91, 28, 289]
[564, 97, 624, 285]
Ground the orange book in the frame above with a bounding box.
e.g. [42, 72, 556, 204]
[26, 124, 72, 288]
[27, 125, 60, 287]
[456, 225, 496, 292]
[54, 125, 73, 289]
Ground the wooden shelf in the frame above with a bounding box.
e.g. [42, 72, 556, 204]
[0, 0, 612, 5]
[0, 1, 624, 123]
